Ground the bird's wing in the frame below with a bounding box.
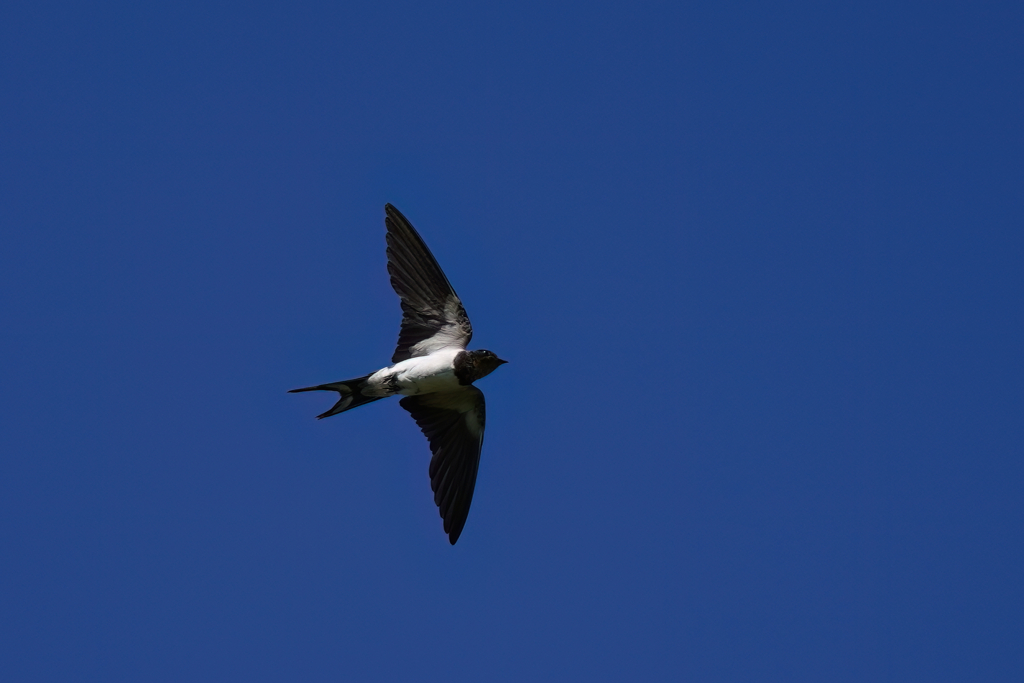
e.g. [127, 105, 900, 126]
[385, 204, 473, 363]
[399, 386, 486, 545]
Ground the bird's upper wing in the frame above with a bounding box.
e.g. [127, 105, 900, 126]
[385, 204, 473, 363]
[399, 386, 486, 545]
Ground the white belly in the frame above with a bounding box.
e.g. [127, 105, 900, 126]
[368, 348, 461, 396]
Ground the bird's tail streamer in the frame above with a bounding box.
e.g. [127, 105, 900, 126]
[288, 373, 386, 419]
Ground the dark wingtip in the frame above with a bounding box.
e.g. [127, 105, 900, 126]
[447, 524, 465, 545]
[385, 203, 412, 226]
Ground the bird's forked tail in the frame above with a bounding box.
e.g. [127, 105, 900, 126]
[288, 373, 385, 419]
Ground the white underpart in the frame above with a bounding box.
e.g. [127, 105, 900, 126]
[366, 347, 462, 397]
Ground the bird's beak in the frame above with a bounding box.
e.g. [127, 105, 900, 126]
[497, 358, 509, 364]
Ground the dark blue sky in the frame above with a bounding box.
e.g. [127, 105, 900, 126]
[2, 2, 1022, 680]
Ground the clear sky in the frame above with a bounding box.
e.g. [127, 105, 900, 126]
[2, 1, 1022, 681]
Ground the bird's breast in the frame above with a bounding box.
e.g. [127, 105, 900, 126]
[380, 349, 462, 396]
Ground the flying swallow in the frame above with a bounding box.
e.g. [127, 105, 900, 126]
[290, 204, 507, 544]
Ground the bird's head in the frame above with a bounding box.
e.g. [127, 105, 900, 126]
[468, 350, 508, 380]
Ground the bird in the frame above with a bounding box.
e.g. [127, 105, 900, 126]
[290, 203, 507, 545]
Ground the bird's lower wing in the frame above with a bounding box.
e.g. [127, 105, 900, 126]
[399, 386, 486, 544]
